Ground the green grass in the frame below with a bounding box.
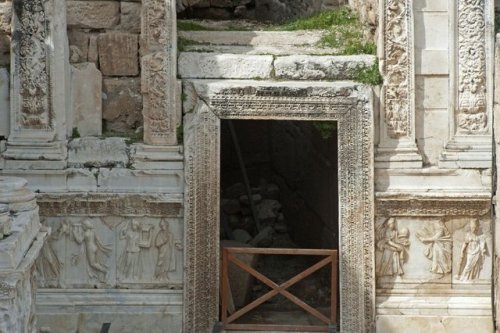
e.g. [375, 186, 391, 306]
[353, 60, 383, 86]
[177, 7, 376, 55]
[274, 6, 357, 31]
[178, 20, 214, 31]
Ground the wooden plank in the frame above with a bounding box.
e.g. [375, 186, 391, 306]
[224, 323, 329, 332]
[226, 247, 336, 256]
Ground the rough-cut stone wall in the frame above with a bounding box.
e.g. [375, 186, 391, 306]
[348, 0, 378, 39]
[178, 0, 347, 22]
[67, 1, 142, 137]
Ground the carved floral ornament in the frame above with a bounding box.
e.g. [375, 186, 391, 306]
[457, 0, 488, 134]
[383, 0, 412, 139]
[13, 0, 52, 130]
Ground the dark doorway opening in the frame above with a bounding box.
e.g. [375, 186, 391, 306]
[219, 119, 339, 329]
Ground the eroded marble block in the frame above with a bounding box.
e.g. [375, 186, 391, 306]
[98, 33, 139, 76]
[71, 63, 102, 137]
[66, 1, 120, 29]
[68, 137, 129, 169]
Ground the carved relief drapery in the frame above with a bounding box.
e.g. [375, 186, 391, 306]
[383, 0, 412, 139]
[183, 81, 374, 333]
[457, 0, 487, 134]
[141, 0, 177, 145]
[12, 0, 52, 131]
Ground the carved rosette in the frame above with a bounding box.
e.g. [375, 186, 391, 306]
[383, 0, 412, 139]
[457, 0, 487, 134]
[141, 0, 177, 145]
[13, 0, 52, 130]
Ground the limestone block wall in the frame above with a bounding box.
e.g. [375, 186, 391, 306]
[67, 1, 142, 137]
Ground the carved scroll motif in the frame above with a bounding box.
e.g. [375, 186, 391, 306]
[142, 52, 173, 143]
[141, 0, 176, 145]
[13, 0, 52, 130]
[457, 0, 488, 133]
[383, 0, 412, 138]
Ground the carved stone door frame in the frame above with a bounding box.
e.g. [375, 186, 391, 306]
[183, 80, 375, 333]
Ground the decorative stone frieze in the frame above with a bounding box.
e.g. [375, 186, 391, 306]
[440, 0, 494, 168]
[183, 80, 374, 333]
[376, 0, 423, 168]
[141, 0, 179, 145]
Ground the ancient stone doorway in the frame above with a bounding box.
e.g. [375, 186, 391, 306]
[219, 119, 339, 327]
[183, 80, 375, 333]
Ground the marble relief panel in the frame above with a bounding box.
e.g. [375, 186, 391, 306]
[376, 216, 492, 289]
[36, 217, 184, 289]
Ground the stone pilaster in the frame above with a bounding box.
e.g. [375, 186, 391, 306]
[440, 0, 494, 168]
[376, 0, 423, 168]
[3, 0, 70, 170]
[141, 0, 179, 146]
[0, 177, 47, 333]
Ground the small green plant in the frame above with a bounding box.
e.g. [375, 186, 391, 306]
[71, 127, 81, 139]
[178, 37, 204, 52]
[313, 122, 337, 140]
[353, 60, 383, 86]
[177, 124, 184, 143]
[125, 130, 144, 145]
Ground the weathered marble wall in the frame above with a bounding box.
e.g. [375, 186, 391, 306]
[349, 0, 378, 39]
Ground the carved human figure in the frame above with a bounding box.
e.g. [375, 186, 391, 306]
[154, 219, 182, 280]
[68, 220, 112, 283]
[457, 219, 489, 281]
[36, 222, 63, 287]
[376, 218, 410, 276]
[119, 220, 153, 280]
[416, 221, 452, 275]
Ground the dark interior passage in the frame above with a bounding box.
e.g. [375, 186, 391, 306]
[219, 119, 339, 328]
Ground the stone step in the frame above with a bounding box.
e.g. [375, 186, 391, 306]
[178, 52, 376, 80]
[178, 30, 341, 55]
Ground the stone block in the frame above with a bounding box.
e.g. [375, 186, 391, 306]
[68, 137, 129, 168]
[0, 68, 9, 137]
[414, 12, 449, 50]
[98, 33, 139, 76]
[274, 55, 376, 80]
[416, 50, 448, 75]
[221, 240, 258, 311]
[415, 76, 449, 110]
[115, 2, 141, 34]
[178, 53, 274, 79]
[68, 30, 89, 63]
[102, 78, 143, 135]
[97, 169, 184, 193]
[71, 63, 102, 137]
[88, 34, 99, 65]
[67, 1, 120, 29]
